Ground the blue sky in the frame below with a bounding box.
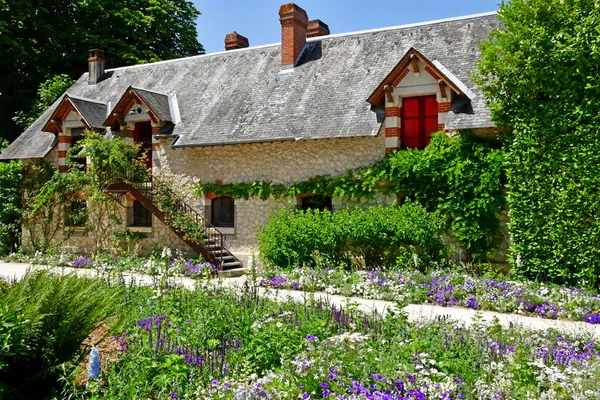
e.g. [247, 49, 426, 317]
[194, 0, 500, 54]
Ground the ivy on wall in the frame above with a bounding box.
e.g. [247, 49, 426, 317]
[194, 132, 506, 260]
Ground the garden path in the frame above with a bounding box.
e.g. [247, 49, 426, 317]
[1, 261, 598, 339]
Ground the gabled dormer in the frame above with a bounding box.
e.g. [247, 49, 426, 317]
[104, 86, 178, 130]
[42, 94, 108, 171]
[368, 47, 476, 153]
[104, 86, 180, 172]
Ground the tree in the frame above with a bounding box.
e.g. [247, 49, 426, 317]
[13, 74, 74, 130]
[0, 141, 23, 254]
[0, 0, 204, 142]
[477, 0, 600, 286]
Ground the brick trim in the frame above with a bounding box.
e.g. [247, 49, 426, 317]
[438, 102, 452, 113]
[385, 127, 401, 138]
[385, 107, 401, 118]
[425, 65, 441, 81]
[392, 68, 411, 87]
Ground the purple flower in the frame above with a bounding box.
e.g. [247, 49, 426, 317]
[305, 334, 319, 342]
[169, 393, 177, 399]
[584, 313, 600, 324]
[71, 257, 93, 268]
[320, 382, 329, 389]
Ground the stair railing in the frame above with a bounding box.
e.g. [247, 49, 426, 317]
[105, 171, 227, 269]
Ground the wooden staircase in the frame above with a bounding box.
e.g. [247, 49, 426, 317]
[105, 178, 244, 273]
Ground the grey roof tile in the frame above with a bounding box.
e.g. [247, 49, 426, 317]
[131, 88, 172, 122]
[1, 12, 499, 160]
[67, 95, 108, 129]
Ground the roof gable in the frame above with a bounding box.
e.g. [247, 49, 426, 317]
[367, 47, 473, 106]
[104, 86, 172, 126]
[42, 95, 107, 133]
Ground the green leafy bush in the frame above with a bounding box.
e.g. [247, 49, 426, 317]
[0, 271, 121, 399]
[0, 142, 23, 255]
[477, 0, 600, 286]
[257, 203, 444, 269]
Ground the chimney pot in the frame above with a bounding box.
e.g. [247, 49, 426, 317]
[307, 19, 330, 38]
[88, 49, 105, 85]
[225, 31, 250, 51]
[279, 3, 309, 68]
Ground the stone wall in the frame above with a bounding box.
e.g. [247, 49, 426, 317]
[156, 135, 387, 252]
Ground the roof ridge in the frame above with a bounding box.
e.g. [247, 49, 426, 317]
[66, 94, 108, 105]
[103, 11, 497, 74]
[307, 11, 498, 43]
[131, 86, 169, 96]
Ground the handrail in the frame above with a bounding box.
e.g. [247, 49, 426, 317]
[104, 171, 230, 269]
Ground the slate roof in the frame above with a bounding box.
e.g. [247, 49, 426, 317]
[0, 12, 499, 160]
[66, 95, 108, 129]
[131, 88, 172, 122]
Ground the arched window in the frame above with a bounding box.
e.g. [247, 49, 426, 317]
[212, 197, 235, 227]
[301, 195, 332, 212]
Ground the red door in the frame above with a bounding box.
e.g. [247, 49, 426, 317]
[401, 95, 438, 149]
[133, 121, 152, 171]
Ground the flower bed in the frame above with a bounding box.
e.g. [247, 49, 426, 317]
[4, 250, 217, 278]
[67, 282, 600, 399]
[257, 267, 600, 325]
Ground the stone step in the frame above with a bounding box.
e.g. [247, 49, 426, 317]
[221, 261, 243, 269]
[217, 266, 247, 278]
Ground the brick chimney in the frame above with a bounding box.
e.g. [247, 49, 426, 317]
[307, 19, 330, 38]
[88, 49, 105, 85]
[225, 32, 249, 51]
[279, 3, 309, 68]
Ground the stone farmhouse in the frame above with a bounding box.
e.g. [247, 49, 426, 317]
[0, 4, 499, 271]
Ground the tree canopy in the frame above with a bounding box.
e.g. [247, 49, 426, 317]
[0, 0, 204, 142]
[477, 0, 600, 286]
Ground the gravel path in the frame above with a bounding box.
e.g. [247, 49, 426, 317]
[2, 261, 599, 338]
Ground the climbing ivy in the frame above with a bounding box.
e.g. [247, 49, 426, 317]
[195, 132, 506, 260]
[26, 132, 148, 253]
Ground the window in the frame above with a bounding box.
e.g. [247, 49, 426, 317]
[65, 199, 87, 228]
[301, 195, 332, 212]
[131, 200, 152, 228]
[211, 197, 235, 228]
[70, 128, 87, 171]
[401, 95, 438, 150]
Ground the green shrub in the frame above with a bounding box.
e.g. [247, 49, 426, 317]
[0, 271, 121, 399]
[0, 142, 23, 255]
[258, 203, 444, 269]
[257, 207, 346, 268]
[477, 0, 600, 286]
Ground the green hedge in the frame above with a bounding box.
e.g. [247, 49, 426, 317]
[477, 0, 600, 287]
[257, 203, 444, 269]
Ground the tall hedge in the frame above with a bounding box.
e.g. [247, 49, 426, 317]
[477, 0, 600, 286]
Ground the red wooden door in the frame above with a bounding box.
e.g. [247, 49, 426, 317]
[133, 121, 152, 171]
[401, 95, 438, 149]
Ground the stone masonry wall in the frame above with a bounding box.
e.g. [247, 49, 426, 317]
[156, 135, 387, 253]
